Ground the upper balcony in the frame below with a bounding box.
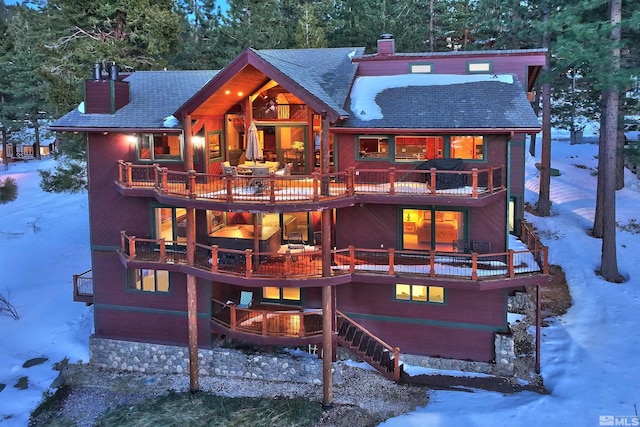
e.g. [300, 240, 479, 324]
[117, 222, 549, 290]
[116, 161, 506, 210]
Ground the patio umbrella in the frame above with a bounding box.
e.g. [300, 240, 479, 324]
[246, 122, 262, 164]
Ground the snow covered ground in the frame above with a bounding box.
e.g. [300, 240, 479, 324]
[2, 134, 640, 426]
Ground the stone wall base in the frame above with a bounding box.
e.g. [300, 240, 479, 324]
[91, 333, 518, 384]
[90, 337, 326, 385]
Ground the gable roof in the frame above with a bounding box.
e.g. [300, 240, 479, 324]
[175, 47, 364, 121]
[51, 70, 217, 132]
[341, 74, 540, 131]
[255, 47, 364, 118]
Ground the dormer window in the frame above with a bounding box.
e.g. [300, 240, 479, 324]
[467, 61, 492, 73]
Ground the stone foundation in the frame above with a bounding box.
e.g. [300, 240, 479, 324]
[90, 337, 326, 385]
[91, 332, 519, 382]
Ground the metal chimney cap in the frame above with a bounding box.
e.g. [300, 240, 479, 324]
[380, 33, 394, 39]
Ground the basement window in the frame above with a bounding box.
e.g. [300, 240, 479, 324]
[131, 269, 169, 293]
[395, 284, 444, 303]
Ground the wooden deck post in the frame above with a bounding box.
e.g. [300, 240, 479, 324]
[225, 176, 233, 203]
[128, 236, 136, 261]
[507, 250, 515, 277]
[188, 170, 197, 198]
[389, 167, 396, 195]
[429, 250, 435, 278]
[388, 248, 395, 275]
[393, 347, 400, 381]
[159, 238, 166, 263]
[125, 162, 133, 186]
[210, 245, 218, 272]
[471, 168, 478, 198]
[230, 305, 237, 331]
[161, 167, 168, 193]
[429, 168, 437, 194]
[471, 253, 478, 281]
[321, 284, 333, 407]
[347, 168, 355, 196]
[488, 167, 494, 192]
[312, 171, 320, 202]
[245, 249, 253, 278]
[185, 203, 199, 392]
[349, 245, 355, 273]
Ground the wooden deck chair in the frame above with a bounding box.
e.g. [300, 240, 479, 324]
[238, 291, 253, 308]
[222, 164, 237, 175]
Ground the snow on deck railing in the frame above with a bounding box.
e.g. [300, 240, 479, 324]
[117, 230, 548, 282]
[116, 161, 505, 203]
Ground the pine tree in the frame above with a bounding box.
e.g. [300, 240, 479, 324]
[294, 2, 328, 48]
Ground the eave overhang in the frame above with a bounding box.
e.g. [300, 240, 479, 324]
[174, 49, 344, 123]
[49, 126, 183, 134]
[331, 126, 541, 135]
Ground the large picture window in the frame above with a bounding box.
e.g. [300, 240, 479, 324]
[395, 136, 444, 162]
[402, 207, 465, 251]
[131, 269, 169, 292]
[138, 133, 182, 161]
[395, 284, 444, 303]
[450, 136, 484, 160]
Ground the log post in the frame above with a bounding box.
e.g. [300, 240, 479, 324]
[185, 206, 199, 392]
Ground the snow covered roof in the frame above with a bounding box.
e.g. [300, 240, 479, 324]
[341, 73, 540, 130]
[51, 70, 218, 131]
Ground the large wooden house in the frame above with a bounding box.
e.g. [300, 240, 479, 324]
[53, 36, 550, 397]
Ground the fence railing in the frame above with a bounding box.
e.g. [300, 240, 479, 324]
[72, 269, 93, 304]
[116, 161, 505, 203]
[119, 225, 548, 282]
[211, 298, 323, 338]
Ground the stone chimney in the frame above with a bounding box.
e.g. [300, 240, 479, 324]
[377, 34, 395, 56]
[84, 61, 130, 114]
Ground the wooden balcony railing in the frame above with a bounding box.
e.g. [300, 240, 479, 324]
[211, 298, 323, 338]
[116, 161, 505, 204]
[72, 269, 93, 305]
[119, 222, 548, 283]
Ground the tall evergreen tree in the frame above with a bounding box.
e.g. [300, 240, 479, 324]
[219, 0, 287, 54]
[294, 2, 328, 48]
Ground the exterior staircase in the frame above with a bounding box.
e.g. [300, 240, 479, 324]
[336, 311, 404, 382]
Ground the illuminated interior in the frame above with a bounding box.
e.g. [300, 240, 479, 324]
[395, 136, 444, 161]
[136, 269, 169, 292]
[395, 284, 444, 303]
[263, 287, 301, 302]
[402, 208, 464, 251]
[450, 136, 483, 160]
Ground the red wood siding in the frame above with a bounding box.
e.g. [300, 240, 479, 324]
[356, 51, 545, 89]
[336, 283, 507, 361]
[336, 205, 398, 249]
[88, 134, 153, 247]
[509, 135, 526, 197]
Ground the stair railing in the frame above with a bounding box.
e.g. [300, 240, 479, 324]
[336, 310, 401, 381]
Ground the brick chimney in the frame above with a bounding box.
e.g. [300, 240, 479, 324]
[84, 61, 130, 114]
[377, 34, 395, 56]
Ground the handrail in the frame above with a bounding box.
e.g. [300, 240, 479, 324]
[72, 269, 93, 304]
[116, 161, 505, 203]
[336, 310, 401, 381]
[210, 298, 323, 338]
[118, 230, 548, 282]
